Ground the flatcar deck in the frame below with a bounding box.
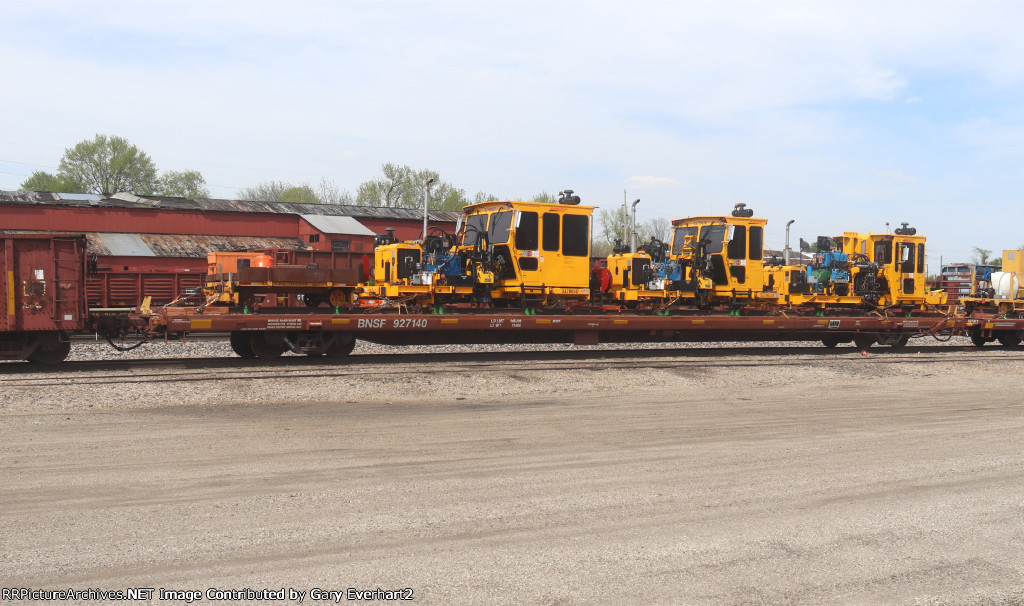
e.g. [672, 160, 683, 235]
[129, 305, 968, 348]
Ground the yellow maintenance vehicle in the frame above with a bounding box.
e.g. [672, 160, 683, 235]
[764, 223, 946, 311]
[668, 203, 769, 308]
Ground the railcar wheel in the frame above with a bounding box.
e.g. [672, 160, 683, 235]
[249, 333, 286, 359]
[326, 335, 356, 358]
[970, 332, 988, 347]
[229, 332, 256, 358]
[875, 333, 910, 349]
[26, 333, 71, 365]
[997, 332, 1022, 348]
[821, 336, 842, 348]
[852, 334, 874, 350]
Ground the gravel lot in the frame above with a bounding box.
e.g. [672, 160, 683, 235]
[2, 338, 1023, 605]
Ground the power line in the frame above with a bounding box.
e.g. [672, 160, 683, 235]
[0, 158, 54, 168]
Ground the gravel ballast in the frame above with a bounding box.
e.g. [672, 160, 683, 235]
[2, 336, 1022, 605]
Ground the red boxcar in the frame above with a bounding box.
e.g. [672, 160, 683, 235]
[0, 234, 88, 363]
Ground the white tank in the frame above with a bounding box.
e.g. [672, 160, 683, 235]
[992, 271, 1019, 299]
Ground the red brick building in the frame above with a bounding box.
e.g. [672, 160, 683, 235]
[0, 191, 461, 307]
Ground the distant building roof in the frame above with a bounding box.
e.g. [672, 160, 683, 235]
[97, 233, 153, 257]
[90, 233, 309, 258]
[0, 190, 463, 222]
[299, 214, 377, 236]
[0, 229, 307, 258]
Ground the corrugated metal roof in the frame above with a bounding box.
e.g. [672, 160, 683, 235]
[0, 190, 463, 222]
[97, 233, 155, 257]
[53, 192, 103, 202]
[135, 234, 308, 257]
[299, 214, 376, 236]
[0, 230, 308, 258]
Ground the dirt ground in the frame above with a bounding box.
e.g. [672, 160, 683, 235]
[2, 349, 1024, 605]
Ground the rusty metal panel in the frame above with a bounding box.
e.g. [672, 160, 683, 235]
[237, 267, 360, 284]
[138, 234, 308, 258]
[273, 248, 370, 271]
[0, 234, 87, 332]
[77, 233, 308, 260]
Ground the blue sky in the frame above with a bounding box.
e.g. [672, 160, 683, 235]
[2, 0, 1024, 267]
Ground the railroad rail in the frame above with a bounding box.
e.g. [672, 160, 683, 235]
[3, 343, 1019, 382]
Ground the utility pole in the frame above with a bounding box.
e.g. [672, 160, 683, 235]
[630, 199, 641, 253]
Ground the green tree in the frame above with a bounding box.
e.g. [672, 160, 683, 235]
[644, 217, 671, 242]
[432, 181, 471, 211]
[154, 170, 209, 197]
[355, 163, 469, 210]
[972, 246, 993, 266]
[278, 185, 319, 204]
[598, 206, 631, 246]
[236, 179, 355, 204]
[314, 178, 354, 205]
[237, 180, 290, 202]
[20, 170, 86, 193]
[59, 134, 158, 194]
[20, 135, 208, 197]
[597, 207, 671, 251]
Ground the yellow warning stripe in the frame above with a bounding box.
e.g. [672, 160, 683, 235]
[331, 318, 351, 325]
[691, 319, 705, 325]
[535, 319, 552, 324]
[613, 319, 628, 325]
[6, 271, 13, 315]
[191, 319, 212, 329]
[441, 318, 459, 324]
[762, 320, 775, 325]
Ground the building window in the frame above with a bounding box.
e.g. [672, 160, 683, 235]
[308, 233, 320, 243]
[331, 240, 351, 252]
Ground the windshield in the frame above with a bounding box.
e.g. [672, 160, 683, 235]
[461, 214, 489, 246]
[700, 225, 727, 254]
[672, 226, 698, 255]
[488, 211, 513, 245]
